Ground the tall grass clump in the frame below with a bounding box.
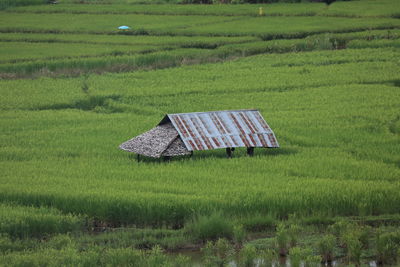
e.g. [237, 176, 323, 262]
[238, 244, 257, 267]
[317, 234, 336, 264]
[289, 247, 320, 267]
[201, 238, 234, 267]
[184, 212, 234, 242]
[375, 230, 400, 265]
[274, 223, 288, 256]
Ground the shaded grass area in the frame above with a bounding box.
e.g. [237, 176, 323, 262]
[0, 0, 45, 10]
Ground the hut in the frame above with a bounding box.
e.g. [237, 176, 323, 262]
[119, 109, 279, 160]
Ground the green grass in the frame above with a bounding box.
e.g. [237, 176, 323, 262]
[8, 0, 400, 18]
[347, 38, 400, 49]
[0, 41, 165, 63]
[8, 3, 325, 16]
[0, 48, 399, 226]
[1, 12, 399, 38]
[0, 0, 45, 10]
[172, 16, 400, 38]
[0, 0, 399, 264]
[0, 203, 84, 238]
[2, 30, 400, 78]
[0, 32, 258, 46]
[0, 12, 232, 34]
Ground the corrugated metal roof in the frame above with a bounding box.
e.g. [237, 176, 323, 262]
[160, 109, 279, 151]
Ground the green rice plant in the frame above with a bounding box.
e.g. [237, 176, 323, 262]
[275, 223, 288, 256]
[289, 246, 302, 267]
[171, 16, 400, 38]
[0, 245, 189, 266]
[8, 0, 400, 18]
[320, 0, 400, 18]
[287, 224, 302, 248]
[77, 228, 187, 251]
[317, 234, 336, 263]
[0, 203, 84, 238]
[233, 224, 246, 247]
[347, 39, 400, 49]
[238, 244, 257, 267]
[201, 238, 234, 267]
[173, 254, 191, 267]
[0, 48, 212, 78]
[0, 12, 229, 35]
[0, 33, 258, 47]
[240, 214, 276, 232]
[289, 247, 315, 267]
[0, 234, 38, 253]
[0, 0, 45, 10]
[0, 41, 165, 64]
[328, 218, 352, 237]
[375, 230, 400, 265]
[5, 2, 325, 16]
[258, 248, 277, 267]
[45, 234, 77, 250]
[185, 213, 234, 242]
[0, 46, 399, 226]
[342, 230, 363, 266]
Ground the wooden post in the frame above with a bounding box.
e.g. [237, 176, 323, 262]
[137, 154, 140, 162]
[247, 147, 254, 157]
[226, 147, 232, 158]
[190, 151, 193, 158]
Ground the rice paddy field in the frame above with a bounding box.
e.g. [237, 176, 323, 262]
[0, 0, 400, 265]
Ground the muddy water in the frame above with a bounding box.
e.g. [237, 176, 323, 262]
[170, 250, 378, 267]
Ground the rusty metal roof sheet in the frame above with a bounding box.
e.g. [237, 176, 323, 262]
[160, 109, 279, 151]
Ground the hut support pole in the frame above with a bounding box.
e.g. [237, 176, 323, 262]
[226, 148, 232, 158]
[137, 154, 140, 162]
[190, 151, 193, 158]
[247, 147, 254, 157]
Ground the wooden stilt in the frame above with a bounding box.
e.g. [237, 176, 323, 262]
[137, 154, 140, 162]
[247, 147, 254, 157]
[226, 147, 232, 158]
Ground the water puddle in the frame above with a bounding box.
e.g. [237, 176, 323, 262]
[170, 250, 378, 267]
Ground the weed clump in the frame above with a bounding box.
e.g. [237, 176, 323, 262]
[317, 234, 336, 264]
[201, 238, 234, 267]
[238, 244, 257, 267]
[375, 230, 400, 265]
[185, 213, 234, 242]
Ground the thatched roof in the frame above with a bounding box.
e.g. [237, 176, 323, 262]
[119, 122, 190, 158]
